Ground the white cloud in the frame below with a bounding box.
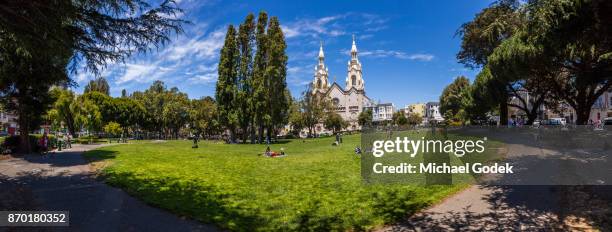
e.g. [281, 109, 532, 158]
[166, 28, 225, 61]
[287, 66, 303, 74]
[405, 53, 434, 61]
[341, 49, 434, 61]
[116, 62, 172, 84]
[281, 14, 352, 38]
[188, 73, 217, 84]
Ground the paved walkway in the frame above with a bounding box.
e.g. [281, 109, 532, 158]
[380, 130, 612, 231]
[0, 144, 217, 232]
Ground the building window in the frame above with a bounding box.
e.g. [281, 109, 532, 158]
[351, 75, 356, 86]
[317, 79, 321, 89]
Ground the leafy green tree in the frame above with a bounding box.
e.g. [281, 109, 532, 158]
[324, 112, 348, 135]
[456, 0, 521, 125]
[358, 109, 373, 128]
[82, 91, 116, 124]
[406, 113, 423, 125]
[300, 86, 331, 137]
[162, 88, 190, 139]
[84, 77, 110, 95]
[215, 25, 240, 142]
[440, 76, 471, 124]
[49, 88, 79, 136]
[488, 0, 612, 124]
[190, 97, 219, 138]
[392, 111, 408, 126]
[288, 99, 304, 136]
[103, 122, 122, 142]
[74, 97, 103, 139]
[113, 97, 146, 137]
[0, 0, 185, 152]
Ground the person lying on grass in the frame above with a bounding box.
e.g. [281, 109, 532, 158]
[263, 146, 286, 157]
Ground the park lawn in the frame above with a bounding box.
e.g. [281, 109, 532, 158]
[84, 134, 466, 231]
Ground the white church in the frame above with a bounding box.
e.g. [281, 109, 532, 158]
[311, 36, 373, 132]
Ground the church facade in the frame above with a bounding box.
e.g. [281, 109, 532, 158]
[311, 36, 373, 132]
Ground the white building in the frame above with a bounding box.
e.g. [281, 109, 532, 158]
[311, 36, 373, 131]
[425, 102, 444, 124]
[0, 110, 18, 135]
[367, 103, 395, 122]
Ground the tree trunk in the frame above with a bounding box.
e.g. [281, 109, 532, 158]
[499, 101, 508, 126]
[258, 125, 264, 144]
[575, 106, 591, 125]
[249, 123, 256, 144]
[18, 123, 31, 154]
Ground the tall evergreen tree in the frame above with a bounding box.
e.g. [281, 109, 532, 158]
[215, 25, 240, 142]
[237, 14, 256, 143]
[252, 12, 269, 142]
[266, 17, 289, 139]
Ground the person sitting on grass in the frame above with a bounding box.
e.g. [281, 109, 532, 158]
[265, 146, 271, 156]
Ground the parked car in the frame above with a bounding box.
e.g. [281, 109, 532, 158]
[549, 118, 567, 126]
[604, 117, 612, 125]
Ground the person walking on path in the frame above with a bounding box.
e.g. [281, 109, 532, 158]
[39, 133, 51, 158]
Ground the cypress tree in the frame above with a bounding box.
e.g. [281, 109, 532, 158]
[237, 14, 256, 143]
[252, 12, 269, 143]
[266, 17, 289, 139]
[215, 25, 240, 142]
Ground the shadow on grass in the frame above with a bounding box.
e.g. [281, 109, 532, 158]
[83, 150, 118, 161]
[102, 171, 264, 231]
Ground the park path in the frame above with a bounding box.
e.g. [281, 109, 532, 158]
[0, 143, 218, 232]
[379, 134, 612, 231]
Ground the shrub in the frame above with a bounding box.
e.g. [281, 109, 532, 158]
[2, 134, 57, 152]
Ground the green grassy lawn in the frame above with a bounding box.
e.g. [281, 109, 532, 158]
[84, 134, 466, 231]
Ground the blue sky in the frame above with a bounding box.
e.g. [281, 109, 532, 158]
[72, 0, 493, 108]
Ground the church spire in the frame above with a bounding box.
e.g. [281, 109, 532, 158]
[318, 41, 325, 65]
[351, 34, 358, 60]
[313, 40, 329, 93]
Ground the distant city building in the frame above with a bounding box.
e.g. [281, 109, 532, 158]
[0, 110, 18, 135]
[589, 89, 612, 122]
[506, 87, 612, 124]
[425, 102, 444, 124]
[311, 36, 373, 133]
[404, 103, 426, 118]
[366, 103, 395, 122]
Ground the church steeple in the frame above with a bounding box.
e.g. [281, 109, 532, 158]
[312, 41, 329, 94]
[346, 35, 364, 91]
[319, 41, 324, 58]
[351, 34, 358, 60]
